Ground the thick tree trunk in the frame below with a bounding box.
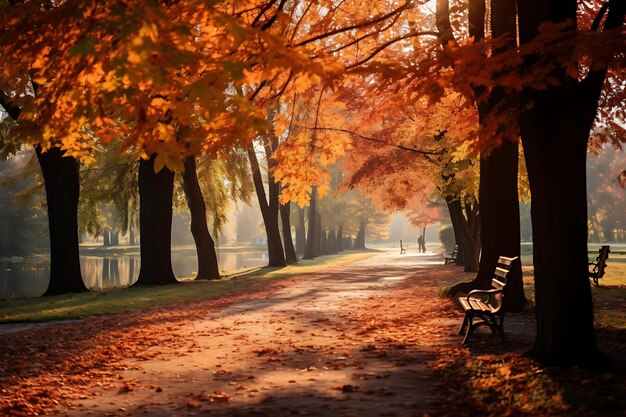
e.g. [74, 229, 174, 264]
[452, 141, 526, 310]
[182, 156, 220, 280]
[304, 188, 318, 260]
[451, 0, 523, 302]
[135, 155, 177, 286]
[36, 146, 88, 296]
[474, 0, 525, 310]
[522, 106, 597, 365]
[247, 145, 285, 267]
[280, 202, 298, 263]
[296, 207, 306, 256]
[103, 229, 111, 246]
[476, 142, 526, 310]
[515, 0, 625, 367]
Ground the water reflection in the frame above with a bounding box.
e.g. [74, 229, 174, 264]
[0, 249, 268, 299]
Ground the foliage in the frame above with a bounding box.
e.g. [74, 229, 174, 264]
[0, 0, 336, 168]
[438, 225, 455, 253]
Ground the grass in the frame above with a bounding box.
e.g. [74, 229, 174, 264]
[0, 250, 377, 324]
[521, 255, 626, 330]
[439, 254, 626, 330]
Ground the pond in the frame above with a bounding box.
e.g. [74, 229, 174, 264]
[0, 247, 268, 299]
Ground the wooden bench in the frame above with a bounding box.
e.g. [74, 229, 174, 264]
[458, 256, 518, 344]
[444, 244, 458, 264]
[589, 245, 610, 286]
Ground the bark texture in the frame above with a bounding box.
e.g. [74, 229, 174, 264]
[446, 197, 480, 272]
[280, 202, 298, 263]
[135, 155, 178, 286]
[304, 188, 318, 259]
[182, 156, 220, 280]
[247, 142, 285, 267]
[36, 146, 88, 295]
[517, 0, 624, 365]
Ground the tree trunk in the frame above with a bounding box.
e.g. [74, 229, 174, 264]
[296, 206, 306, 256]
[516, 0, 625, 366]
[320, 228, 328, 255]
[451, 141, 526, 310]
[304, 188, 318, 259]
[328, 229, 336, 254]
[103, 229, 111, 247]
[476, 141, 526, 310]
[129, 226, 135, 246]
[182, 156, 220, 280]
[111, 230, 119, 246]
[36, 146, 88, 295]
[474, 0, 525, 310]
[337, 225, 344, 252]
[280, 202, 298, 263]
[446, 198, 479, 272]
[135, 155, 177, 286]
[247, 144, 285, 267]
[315, 213, 322, 257]
[521, 106, 597, 365]
[355, 222, 366, 249]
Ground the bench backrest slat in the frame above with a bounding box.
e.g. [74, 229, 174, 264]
[488, 256, 519, 312]
[492, 278, 506, 290]
[494, 267, 509, 279]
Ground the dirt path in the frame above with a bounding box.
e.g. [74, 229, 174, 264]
[2, 250, 537, 417]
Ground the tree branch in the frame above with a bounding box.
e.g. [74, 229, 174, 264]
[304, 126, 440, 156]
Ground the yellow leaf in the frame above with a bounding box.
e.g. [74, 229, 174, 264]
[154, 154, 166, 173]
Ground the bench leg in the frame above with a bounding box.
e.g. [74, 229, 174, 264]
[462, 313, 474, 344]
[458, 312, 469, 335]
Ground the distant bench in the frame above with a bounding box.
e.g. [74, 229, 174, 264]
[444, 244, 458, 264]
[458, 256, 518, 344]
[589, 245, 610, 286]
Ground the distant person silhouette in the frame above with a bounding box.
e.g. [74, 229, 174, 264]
[417, 236, 425, 253]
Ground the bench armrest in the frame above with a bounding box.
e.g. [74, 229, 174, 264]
[466, 288, 501, 302]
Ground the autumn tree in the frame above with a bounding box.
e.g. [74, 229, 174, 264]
[516, 0, 625, 365]
[1, 0, 330, 290]
[174, 149, 254, 279]
[424, 0, 625, 364]
[429, 0, 527, 310]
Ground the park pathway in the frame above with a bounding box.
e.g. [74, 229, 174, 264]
[2, 249, 535, 417]
[56, 250, 466, 417]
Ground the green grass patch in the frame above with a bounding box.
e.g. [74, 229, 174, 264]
[522, 257, 626, 330]
[0, 250, 376, 323]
